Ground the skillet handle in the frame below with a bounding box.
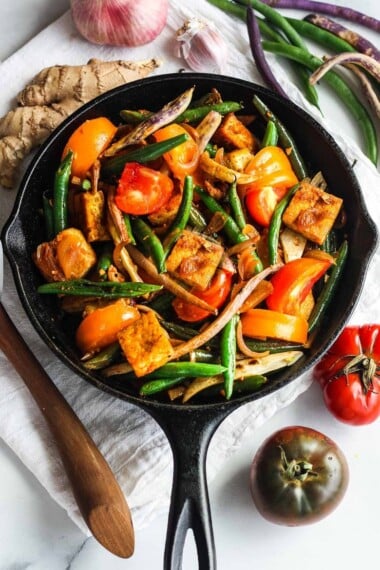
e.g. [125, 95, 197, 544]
[157, 407, 230, 570]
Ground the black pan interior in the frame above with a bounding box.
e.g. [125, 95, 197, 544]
[2, 73, 377, 413]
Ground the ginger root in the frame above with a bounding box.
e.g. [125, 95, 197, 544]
[0, 57, 161, 189]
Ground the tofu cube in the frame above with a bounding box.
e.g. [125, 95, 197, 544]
[118, 310, 174, 377]
[166, 230, 224, 290]
[282, 182, 343, 245]
[213, 113, 257, 151]
[74, 190, 110, 242]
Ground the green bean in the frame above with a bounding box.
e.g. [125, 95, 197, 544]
[321, 230, 338, 254]
[261, 41, 378, 165]
[195, 185, 248, 244]
[253, 95, 308, 179]
[245, 339, 305, 353]
[42, 191, 54, 241]
[268, 183, 299, 265]
[120, 101, 244, 126]
[161, 321, 220, 349]
[286, 18, 357, 55]
[308, 240, 348, 334]
[204, 143, 218, 158]
[131, 217, 166, 274]
[139, 377, 187, 396]
[221, 314, 238, 400]
[233, 374, 267, 394]
[227, 180, 246, 231]
[83, 343, 120, 370]
[123, 214, 136, 245]
[96, 244, 113, 281]
[37, 279, 162, 298]
[144, 362, 227, 380]
[101, 134, 188, 177]
[261, 120, 279, 148]
[189, 204, 208, 231]
[163, 175, 194, 254]
[53, 150, 73, 235]
[208, 0, 319, 107]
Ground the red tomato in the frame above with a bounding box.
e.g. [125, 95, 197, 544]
[172, 269, 233, 323]
[314, 325, 380, 425]
[266, 258, 332, 317]
[115, 162, 174, 215]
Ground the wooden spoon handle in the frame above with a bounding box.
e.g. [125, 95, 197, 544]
[0, 302, 134, 558]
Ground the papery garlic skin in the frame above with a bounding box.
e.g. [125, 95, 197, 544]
[176, 18, 228, 74]
[71, 0, 169, 47]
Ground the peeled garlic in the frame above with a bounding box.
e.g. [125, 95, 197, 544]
[175, 18, 228, 74]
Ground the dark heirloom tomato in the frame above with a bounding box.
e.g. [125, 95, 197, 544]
[250, 426, 349, 526]
[314, 325, 380, 425]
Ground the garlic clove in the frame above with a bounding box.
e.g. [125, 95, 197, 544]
[175, 18, 228, 74]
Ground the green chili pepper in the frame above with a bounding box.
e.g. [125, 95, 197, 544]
[261, 120, 279, 148]
[261, 41, 378, 165]
[101, 134, 188, 177]
[42, 191, 54, 241]
[139, 377, 187, 396]
[308, 240, 348, 334]
[227, 180, 246, 231]
[131, 217, 166, 274]
[221, 314, 238, 400]
[268, 183, 299, 265]
[53, 150, 73, 235]
[195, 185, 248, 244]
[83, 343, 121, 370]
[120, 101, 243, 126]
[253, 95, 308, 180]
[163, 175, 194, 255]
[37, 279, 162, 298]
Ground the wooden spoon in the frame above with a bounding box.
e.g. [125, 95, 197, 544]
[0, 247, 134, 558]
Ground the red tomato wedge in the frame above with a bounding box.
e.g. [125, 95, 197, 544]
[266, 258, 332, 317]
[115, 162, 174, 215]
[172, 269, 233, 323]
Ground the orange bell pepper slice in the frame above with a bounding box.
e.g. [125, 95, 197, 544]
[266, 257, 332, 317]
[242, 146, 299, 227]
[75, 299, 140, 354]
[240, 308, 308, 344]
[153, 123, 200, 178]
[62, 116, 117, 179]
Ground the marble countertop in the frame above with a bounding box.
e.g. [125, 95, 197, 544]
[1, 1, 379, 569]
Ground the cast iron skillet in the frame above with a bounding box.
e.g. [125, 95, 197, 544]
[2, 74, 378, 569]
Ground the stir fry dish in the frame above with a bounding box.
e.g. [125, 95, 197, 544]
[33, 86, 348, 403]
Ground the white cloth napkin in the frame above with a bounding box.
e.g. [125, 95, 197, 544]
[0, 2, 379, 535]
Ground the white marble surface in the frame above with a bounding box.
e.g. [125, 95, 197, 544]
[0, 1, 380, 569]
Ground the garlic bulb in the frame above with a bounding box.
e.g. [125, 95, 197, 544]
[175, 18, 228, 74]
[70, 0, 169, 47]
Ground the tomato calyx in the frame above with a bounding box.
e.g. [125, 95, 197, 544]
[326, 353, 379, 394]
[279, 446, 318, 482]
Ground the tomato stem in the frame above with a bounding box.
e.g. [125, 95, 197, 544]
[279, 446, 318, 482]
[329, 354, 378, 393]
